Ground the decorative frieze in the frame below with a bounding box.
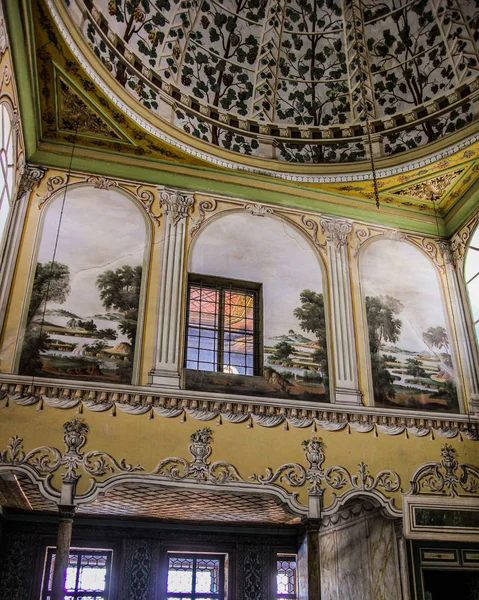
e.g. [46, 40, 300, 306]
[1, 377, 477, 439]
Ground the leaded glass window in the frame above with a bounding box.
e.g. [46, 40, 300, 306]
[166, 553, 225, 599]
[41, 547, 112, 600]
[276, 554, 297, 600]
[185, 275, 261, 376]
[465, 226, 479, 346]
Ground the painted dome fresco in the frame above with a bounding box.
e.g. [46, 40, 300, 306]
[62, 0, 479, 166]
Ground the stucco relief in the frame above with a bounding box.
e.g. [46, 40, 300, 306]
[2, 418, 475, 525]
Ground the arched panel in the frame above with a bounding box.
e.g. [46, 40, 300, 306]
[360, 238, 460, 412]
[188, 211, 331, 403]
[16, 186, 148, 384]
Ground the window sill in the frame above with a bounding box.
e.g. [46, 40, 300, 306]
[182, 369, 269, 397]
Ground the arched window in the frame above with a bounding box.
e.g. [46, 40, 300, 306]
[465, 225, 479, 346]
[0, 103, 16, 245]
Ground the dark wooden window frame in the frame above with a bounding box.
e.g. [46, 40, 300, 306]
[184, 274, 263, 376]
[40, 546, 113, 600]
[165, 552, 226, 600]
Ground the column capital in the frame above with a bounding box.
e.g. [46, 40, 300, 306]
[57, 505, 77, 520]
[320, 217, 352, 248]
[437, 239, 455, 267]
[159, 187, 194, 226]
[17, 164, 47, 199]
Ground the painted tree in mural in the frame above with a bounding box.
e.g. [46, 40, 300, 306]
[96, 265, 142, 382]
[26, 262, 71, 325]
[364, 0, 473, 147]
[177, 0, 263, 150]
[293, 289, 329, 395]
[106, 0, 171, 85]
[276, 0, 350, 162]
[365, 295, 403, 403]
[20, 261, 71, 376]
[422, 325, 456, 396]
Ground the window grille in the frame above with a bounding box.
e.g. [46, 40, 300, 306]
[41, 547, 112, 600]
[185, 275, 261, 376]
[166, 553, 225, 599]
[276, 554, 297, 600]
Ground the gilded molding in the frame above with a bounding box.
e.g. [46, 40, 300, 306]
[0, 378, 477, 440]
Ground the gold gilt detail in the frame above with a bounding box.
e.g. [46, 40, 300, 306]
[59, 79, 120, 139]
[393, 171, 463, 202]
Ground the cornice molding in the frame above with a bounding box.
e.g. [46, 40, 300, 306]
[0, 376, 477, 440]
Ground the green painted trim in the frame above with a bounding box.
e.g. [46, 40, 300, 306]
[3, 0, 38, 159]
[53, 63, 137, 145]
[31, 147, 442, 235]
[444, 184, 479, 236]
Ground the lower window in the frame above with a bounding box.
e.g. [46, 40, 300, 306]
[276, 554, 297, 599]
[166, 552, 225, 599]
[41, 547, 112, 600]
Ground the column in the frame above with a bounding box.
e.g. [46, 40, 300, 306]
[439, 241, 479, 414]
[51, 505, 76, 600]
[0, 165, 46, 337]
[320, 217, 362, 405]
[298, 520, 321, 599]
[149, 187, 194, 388]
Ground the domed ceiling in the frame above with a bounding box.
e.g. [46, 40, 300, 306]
[58, 0, 479, 167]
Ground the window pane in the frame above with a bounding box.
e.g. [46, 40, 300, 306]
[277, 556, 297, 598]
[467, 276, 479, 321]
[465, 247, 479, 283]
[167, 557, 194, 593]
[186, 278, 259, 376]
[196, 558, 220, 593]
[189, 286, 219, 328]
[44, 549, 111, 600]
[223, 291, 254, 332]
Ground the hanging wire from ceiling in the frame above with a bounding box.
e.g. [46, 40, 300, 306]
[349, 0, 380, 209]
[29, 122, 79, 390]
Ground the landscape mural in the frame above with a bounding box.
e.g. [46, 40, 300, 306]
[361, 239, 459, 412]
[189, 212, 330, 402]
[18, 187, 146, 383]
